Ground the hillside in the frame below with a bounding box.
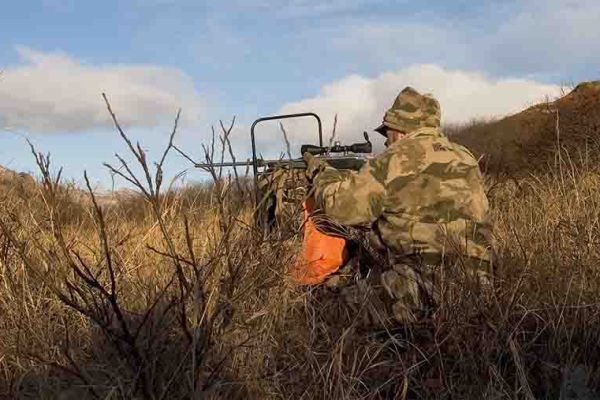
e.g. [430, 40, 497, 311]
[0, 164, 141, 208]
[0, 165, 34, 184]
[451, 81, 600, 175]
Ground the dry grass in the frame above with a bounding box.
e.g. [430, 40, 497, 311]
[1, 103, 600, 398]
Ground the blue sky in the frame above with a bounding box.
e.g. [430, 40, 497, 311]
[1, 0, 599, 189]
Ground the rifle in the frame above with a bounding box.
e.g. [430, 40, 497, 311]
[193, 113, 373, 205]
[193, 134, 372, 171]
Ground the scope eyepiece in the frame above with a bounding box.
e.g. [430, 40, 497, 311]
[349, 142, 372, 154]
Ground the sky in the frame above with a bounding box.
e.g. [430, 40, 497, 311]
[1, 0, 599, 189]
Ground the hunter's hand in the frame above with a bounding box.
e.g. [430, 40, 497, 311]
[303, 152, 322, 180]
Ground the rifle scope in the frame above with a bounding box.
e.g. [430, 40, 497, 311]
[300, 141, 372, 156]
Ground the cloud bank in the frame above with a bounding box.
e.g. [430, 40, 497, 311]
[254, 64, 562, 153]
[0, 47, 205, 134]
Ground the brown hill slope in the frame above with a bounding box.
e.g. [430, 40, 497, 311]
[0, 164, 139, 208]
[451, 81, 600, 175]
[0, 165, 38, 197]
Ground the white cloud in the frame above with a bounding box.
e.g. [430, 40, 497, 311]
[0, 47, 205, 134]
[262, 64, 561, 153]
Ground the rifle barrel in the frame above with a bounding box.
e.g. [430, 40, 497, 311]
[194, 160, 253, 168]
[194, 156, 366, 171]
[195, 159, 309, 168]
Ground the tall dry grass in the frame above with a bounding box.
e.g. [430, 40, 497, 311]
[1, 115, 600, 398]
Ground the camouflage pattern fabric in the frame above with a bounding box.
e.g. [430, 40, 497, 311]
[311, 125, 493, 323]
[340, 262, 431, 325]
[256, 168, 306, 232]
[375, 87, 441, 135]
[339, 256, 492, 325]
[312, 126, 492, 262]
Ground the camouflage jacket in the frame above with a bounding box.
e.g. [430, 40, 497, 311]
[312, 127, 492, 262]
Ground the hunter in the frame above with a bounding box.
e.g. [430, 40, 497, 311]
[303, 87, 493, 324]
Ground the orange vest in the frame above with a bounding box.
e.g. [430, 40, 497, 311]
[292, 198, 348, 285]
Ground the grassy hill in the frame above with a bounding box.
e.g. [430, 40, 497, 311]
[451, 81, 600, 176]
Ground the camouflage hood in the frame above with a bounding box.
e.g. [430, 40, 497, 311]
[375, 87, 441, 135]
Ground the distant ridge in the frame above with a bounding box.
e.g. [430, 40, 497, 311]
[0, 165, 35, 184]
[0, 164, 140, 206]
[451, 81, 600, 175]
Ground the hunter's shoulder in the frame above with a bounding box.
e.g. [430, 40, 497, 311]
[372, 128, 480, 181]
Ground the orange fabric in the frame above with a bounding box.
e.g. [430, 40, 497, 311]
[292, 198, 348, 285]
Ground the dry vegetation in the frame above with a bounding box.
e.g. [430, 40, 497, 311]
[1, 86, 600, 399]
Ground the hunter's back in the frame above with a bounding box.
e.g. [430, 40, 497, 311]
[375, 127, 492, 261]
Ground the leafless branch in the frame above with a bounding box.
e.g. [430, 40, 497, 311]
[329, 113, 338, 147]
[279, 122, 292, 160]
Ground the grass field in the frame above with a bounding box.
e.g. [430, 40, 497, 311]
[1, 88, 600, 399]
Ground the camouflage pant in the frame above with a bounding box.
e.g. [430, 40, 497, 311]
[334, 257, 491, 326]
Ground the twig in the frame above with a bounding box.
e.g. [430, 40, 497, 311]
[279, 122, 292, 160]
[329, 113, 338, 147]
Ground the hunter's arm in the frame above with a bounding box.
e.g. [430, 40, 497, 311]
[312, 157, 386, 226]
